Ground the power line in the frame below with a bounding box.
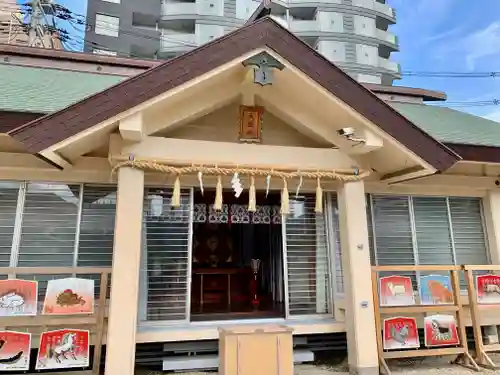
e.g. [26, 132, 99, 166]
[402, 71, 500, 78]
[52, 3, 199, 48]
[430, 99, 500, 108]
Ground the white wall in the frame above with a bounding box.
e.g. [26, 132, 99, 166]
[198, 0, 223, 16]
[317, 11, 343, 32]
[352, 0, 374, 9]
[353, 15, 375, 37]
[196, 24, 225, 44]
[317, 40, 346, 62]
[357, 73, 381, 84]
[356, 44, 378, 66]
[236, 0, 260, 19]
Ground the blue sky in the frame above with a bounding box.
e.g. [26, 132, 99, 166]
[26, 0, 500, 121]
[388, 0, 500, 121]
[51, 0, 87, 50]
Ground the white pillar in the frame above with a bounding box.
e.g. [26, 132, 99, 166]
[105, 167, 144, 375]
[338, 181, 378, 375]
[482, 191, 500, 265]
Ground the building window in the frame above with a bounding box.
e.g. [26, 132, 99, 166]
[93, 48, 117, 56]
[367, 194, 489, 289]
[1, 182, 116, 297]
[284, 194, 332, 315]
[95, 13, 120, 37]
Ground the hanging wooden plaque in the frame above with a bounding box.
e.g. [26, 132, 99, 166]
[239, 105, 263, 143]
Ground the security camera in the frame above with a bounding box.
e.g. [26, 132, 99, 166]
[337, 127, 356, 137]
[337, 127, 366, 145]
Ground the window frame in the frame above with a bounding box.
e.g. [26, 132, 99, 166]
[95, 13, 120, 37]
[5, 182, 116, 269]
[367, 193, 491, 291]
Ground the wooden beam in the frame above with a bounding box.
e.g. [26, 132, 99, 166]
[119, 112, 144, 141]
[145, 81, 241, 136]
[38, 150, 73, 169]
[258, 89, 339, 145]
[380, 166, 433, 184]
[109, 134, 359, 171]
[258, 87, 384, 154]
[240, 68, 258, 106]
[0, 154, 114, 183]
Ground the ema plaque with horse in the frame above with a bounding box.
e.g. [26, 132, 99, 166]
[36, 329, 89, 370]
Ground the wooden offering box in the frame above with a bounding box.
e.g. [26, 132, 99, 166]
[219, 324, 294, 375]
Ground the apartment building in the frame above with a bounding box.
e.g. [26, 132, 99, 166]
[85, 0, 400, 84]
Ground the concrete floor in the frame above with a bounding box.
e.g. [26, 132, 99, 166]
[136, 353, 500, 374]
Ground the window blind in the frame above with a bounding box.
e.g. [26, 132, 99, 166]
[284, 195, 331, 315]
[449, 197, 489, 265]
[0, 183, 115, 298]
[17, 183, 80, 298]
[412, 197, 454, 266]
[328, 194, 343, 294]
[368, 194, 489, 289]
[370, 195, 415, 266]
[18, 183, 80, 267]
[141, 188, 192, 322]
[77, 186, 116, 268]
[0, 182, 19, 267]
[77, 185, 117, 296]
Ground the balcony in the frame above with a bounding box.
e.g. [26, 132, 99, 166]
[289, 19, 319, 33]
[160, 33, 197, 52]
[375, 29, 397, 46]
[378, 57, 400, 74]
[270, 15, 289, 28]
[374, 2, 395, 19]
[161, 1, 198, 16]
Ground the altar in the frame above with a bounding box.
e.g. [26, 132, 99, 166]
[189, 190, 285, 320]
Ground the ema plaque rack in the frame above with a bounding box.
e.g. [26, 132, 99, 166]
[0, 266, 110, 375]
[463, 264, 500, 369]
[371, 265, 479, 375]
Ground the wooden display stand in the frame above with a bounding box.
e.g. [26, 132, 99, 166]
[0, 266, 110, 375]
[219, 324, 294, 375]
[463, 264, 500, 369]
[371, 265, 479, 375]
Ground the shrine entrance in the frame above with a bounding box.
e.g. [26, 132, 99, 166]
[190, 189, 286, 321]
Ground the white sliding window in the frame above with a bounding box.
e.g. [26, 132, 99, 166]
[17, 183, 80, 298]
[1, 182, 116, 298]
[77, 185, 116, 296]
[284, 194, 332, 316]
[140, 187, 193, 322]
[0, 182, 21, 271]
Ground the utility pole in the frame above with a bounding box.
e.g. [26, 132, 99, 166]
[26, 0, 55, 48]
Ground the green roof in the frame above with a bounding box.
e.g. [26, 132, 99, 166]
[2, 65, 500, 147]
[0, 65, 125, 113]
[389, 102, 500, 147]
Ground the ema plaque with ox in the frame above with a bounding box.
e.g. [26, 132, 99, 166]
[379, 275, 415, 306]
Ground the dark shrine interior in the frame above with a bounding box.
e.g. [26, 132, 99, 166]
[190, 190, 285, 321]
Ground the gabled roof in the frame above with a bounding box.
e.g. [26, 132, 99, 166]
[8, 17, 459, 171]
